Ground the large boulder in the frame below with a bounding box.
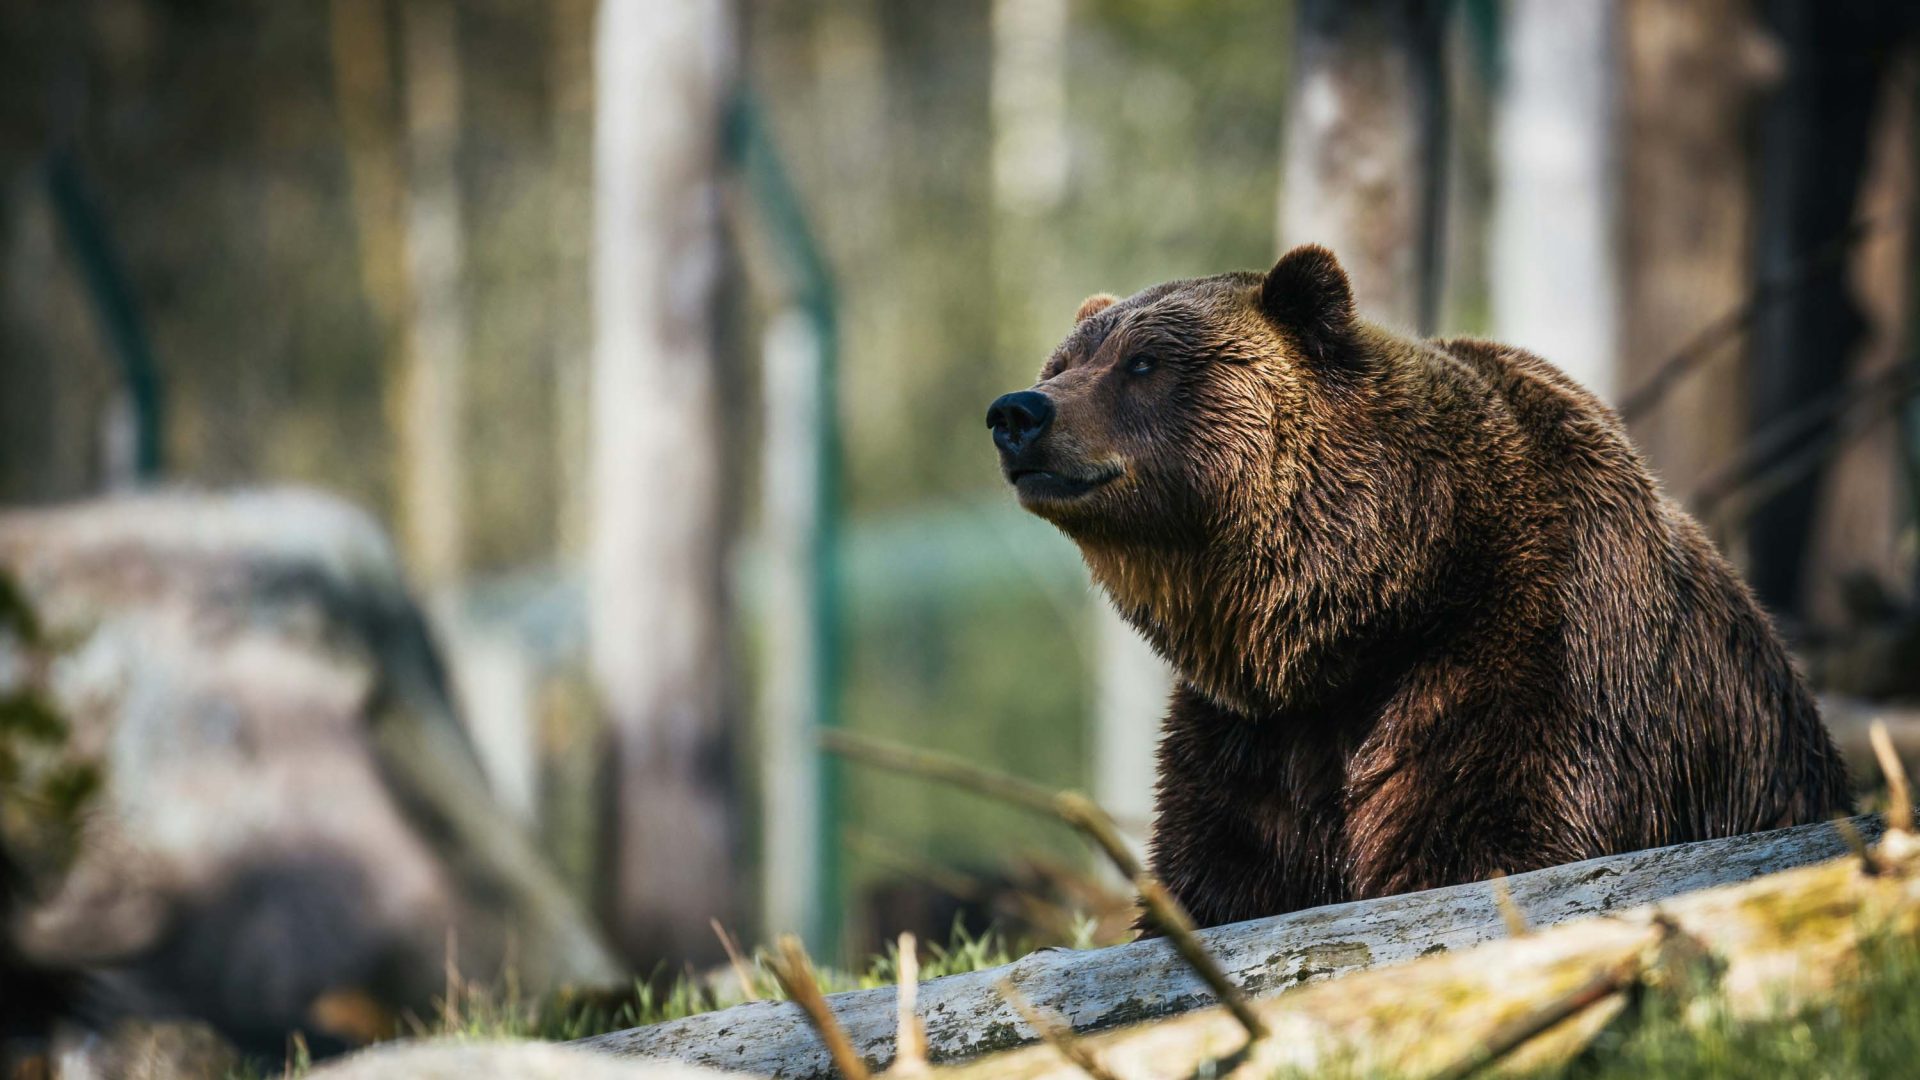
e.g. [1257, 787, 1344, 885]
[0, 489, 621, 1052]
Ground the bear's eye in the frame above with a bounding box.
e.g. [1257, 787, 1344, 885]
[1126, 356, 1156, 376]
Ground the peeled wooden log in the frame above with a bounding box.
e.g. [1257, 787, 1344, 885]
[580, 816, 1886, 1077]
[939, 827, 1920, 1080]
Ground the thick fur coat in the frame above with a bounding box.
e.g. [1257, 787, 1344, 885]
[988, 245, 1851, 928]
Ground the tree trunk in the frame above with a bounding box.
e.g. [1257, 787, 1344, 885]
[1745, 0, 1905, 618]
[397, 0, 468, 590]
[1616, 0, 1768, 504]
[1491, 0, 1618, 400]
[591, 0, 738, 965]
[1279, 0, 1448, 333]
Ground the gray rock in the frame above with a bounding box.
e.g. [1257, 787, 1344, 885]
[0, 489, 621, 1051]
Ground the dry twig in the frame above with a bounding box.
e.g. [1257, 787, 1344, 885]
[1872, 719, 1913, 835]
[1427, 952, 1643, 1080]
[1135, 879, 1269, 1042]
[891, 933, 929, 1076]
[1489, 872, 1530, 937]
[711, 918, 762, 1003]
[997, 979, 1122, 1080]
[1833, 815, 1881, 875]
[769, 934, 870, 1080]
[824, 729, 1265, 1043]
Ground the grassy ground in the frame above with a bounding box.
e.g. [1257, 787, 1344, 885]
[239, 925, 1920, 1078]
[1541, 934, 1920, 1080]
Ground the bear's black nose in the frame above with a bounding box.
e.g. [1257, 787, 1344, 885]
[986, 391, 1055, 455]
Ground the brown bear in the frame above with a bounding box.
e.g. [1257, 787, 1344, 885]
[986, 244, 1852, 929]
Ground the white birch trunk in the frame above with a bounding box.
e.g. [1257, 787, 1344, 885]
[1491, 0, 1619, 401]
[591, 0, 737, 961]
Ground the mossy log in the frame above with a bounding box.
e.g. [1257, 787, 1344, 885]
[581, 816, 1885, 1077]
[940, 827, 1920, 1080]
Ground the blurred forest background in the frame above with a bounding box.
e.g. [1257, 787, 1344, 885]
[3, 0, 1920, 1059]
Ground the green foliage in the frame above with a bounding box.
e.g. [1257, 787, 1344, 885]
[409, 920, 1023, 1046]
[0, 571, 100, 883]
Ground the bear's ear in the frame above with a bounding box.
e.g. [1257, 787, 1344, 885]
[1074, 293, 1119, 323]
[1259, 244, 1358, 368]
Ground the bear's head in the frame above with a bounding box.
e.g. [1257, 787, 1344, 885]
[986, 245, 1448, 712]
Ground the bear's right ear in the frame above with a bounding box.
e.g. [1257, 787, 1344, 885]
[1074, 293, 1119, 323]
[1259, 245, 1358, 369]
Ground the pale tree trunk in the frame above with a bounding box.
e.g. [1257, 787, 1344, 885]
[1617, 0, 1769, 511]
[397, 0, 467, 590]
[1491, 1, 1618, 400]
[1279, 0, 1448, 333]
[591, 0, 738, 963]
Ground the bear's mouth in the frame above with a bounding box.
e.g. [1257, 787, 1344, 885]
[1009, 465, 1121, 501]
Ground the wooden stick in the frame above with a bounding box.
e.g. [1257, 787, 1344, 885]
[1135, 878, 1268, 1042]
[711, 918, 762, 1003]
[891, 933, 928, 1076]
[996, 979, 1122, 1080]
[825, 729, 1259, 1040]
[1489, 872, 1530, 937]
[769, 934, 871, 1080]
[1871, 720, 1912, 835]
[1833, 815, 1881, 875]
[1426, 953, 1643, 1080]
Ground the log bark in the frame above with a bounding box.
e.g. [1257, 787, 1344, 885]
[577, 816, 1886, 1077]
[940, 825, 1920, 1080]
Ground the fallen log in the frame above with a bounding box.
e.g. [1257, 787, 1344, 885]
[938, 825, 1920, 1080]
[578, 816, 1887, 1077]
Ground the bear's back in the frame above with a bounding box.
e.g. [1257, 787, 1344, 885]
[1431, 336, 1852, 843]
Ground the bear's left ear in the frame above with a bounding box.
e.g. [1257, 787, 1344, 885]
[1074, 293, 1119, 323]
[1259, 244, 1358, 368]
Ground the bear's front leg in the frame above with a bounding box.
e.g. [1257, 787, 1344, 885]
[1146, 684, 1355, 927]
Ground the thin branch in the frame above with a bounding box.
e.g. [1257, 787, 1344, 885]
[1617, 212, 1904, 422]
[1135, 878, 1269, 1042]
[996, 979, 1122, 1080]
[824, 729, 1262, 1042]
[769, 934, 870, 1080]
[1427, 953, 1643, 1080]
[822, 731, 1148, 879]
[710, 918, 762, 1002]
[1833, 815, 1882, 875]
[1489, 872, 1529, 937]
[891, 933, 928, 1076]
[1701, 381, 1918, 530]
[1872, 720, 1913, 835]
[1690, 367, 1913, 511]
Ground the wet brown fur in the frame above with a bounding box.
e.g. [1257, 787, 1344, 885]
[994, 245, 1852, 928]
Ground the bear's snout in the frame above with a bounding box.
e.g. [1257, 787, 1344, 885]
[986, 390, 1054, 456]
